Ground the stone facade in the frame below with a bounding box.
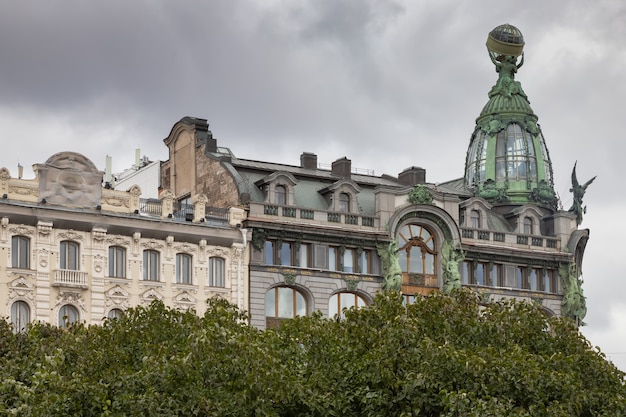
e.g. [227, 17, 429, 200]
[0, 152, 247, 330]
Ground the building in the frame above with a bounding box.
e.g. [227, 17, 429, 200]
[0, 151, 248, 331]
[160, 24, 589, 329]
[1, 24, 590, 331]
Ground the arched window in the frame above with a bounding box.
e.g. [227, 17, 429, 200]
[338, 192, 350, 212]
[143, 250, 160, 281]
[495, 124, 537, 181]
[107, 308, 124, 320]
[11, 236, 30, 269]
[108, 246, 126, 278]
[470, 210, 481, 228]
[523, 217, 533, 235]
[59, 304, 79, 328]
[265, 287, 307, 328]
[60, 241, 80, 270]
[176, 253, 192, 284]
[397, 224, 437, 279]
[274, 185, 287, 205]
[209, 257, 225, 287]
[329, 292, 367, 319]
[11, 301, 30, 333]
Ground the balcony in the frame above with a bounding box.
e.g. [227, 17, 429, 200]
[460, 228, 560, 251]
[53, 269, 89, 289]
[254, 203, 379, 229]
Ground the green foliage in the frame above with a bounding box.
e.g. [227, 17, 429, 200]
[0, 292, 624, 416]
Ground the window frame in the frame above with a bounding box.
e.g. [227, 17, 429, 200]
[11, 236, 30, 269]
[329, 292, 367, 319]
[58, 304, 79, 328]
[208, 257, 225, 287]
[11, 300, 30, 333]
[143, 249, 160, 281]
[176, 253, 193, 284]
[60, 240, 80, 271]
[274, 184, 287, 205]
[108, 246, 127, 278]
[265, 286, 307, 327]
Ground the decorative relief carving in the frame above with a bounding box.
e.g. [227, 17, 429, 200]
[55, 291, 86, 312]
[105, 285, 130, 309]
[8, 185, 38, 196]
[8, 277, 35, 301]
[106, 236, 131, 247]
[37, 221, 53, 237]
[141, 288, 163, 305]
[129, 185, 142, 197]
[208, 247, 229, 258]
[103, 197, 130, 208]
[141, 240, 164, 250]
[174, 291, 196, 311]
[174, 243, 196, 254]
[9, 225, 33, 236]
[58, 230, 84, 241]
[39, 249, 49, 268]
[93, 254, 105, 274]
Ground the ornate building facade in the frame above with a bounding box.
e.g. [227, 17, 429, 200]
[0, 152, 247, 331]
[1, 24, 591, 332]
[160, 24, 590, 329]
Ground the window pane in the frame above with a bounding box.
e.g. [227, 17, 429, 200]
[209, 257, 225, 287]
[264, 241, 274, 265]
[176, 254, 192, 284]
[299, 244, 309, 268]
[409, 246, 422, 273]
[108, 309, 124, 320]
[328, 247, 337, 271]
[12, 236, 30, 269]
[343, 249, 354, 272]
[11, 301, 30, 333]
[475, 263, 485, 286]
[295, 292, 306, 316]
[143, 250, 160, 281]
[425, 253, 434, 274]
[360, 251, 369, 274]
[274, 185, 286, 205]
[109, 246, 126, 278]
[460, 261, 470, 285]
[280, 242, 292, 266]
[265, 289, 276, 317]
[59, 305, 79, 328]
[277, 287, 294, 318]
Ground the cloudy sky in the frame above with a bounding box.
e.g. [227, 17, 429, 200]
[2, 1, 625, 368]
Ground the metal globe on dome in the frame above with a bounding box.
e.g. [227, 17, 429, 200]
[486, 24, 525, 61]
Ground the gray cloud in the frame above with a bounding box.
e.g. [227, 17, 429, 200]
[0, 0, 624, 368]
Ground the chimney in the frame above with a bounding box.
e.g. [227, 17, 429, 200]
[398, 166, 426, 186]
[300, 152, 317, 169]
[332, 157, 351, 178]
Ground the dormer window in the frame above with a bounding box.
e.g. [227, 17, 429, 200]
[470, 210, 481, 228]
[274, 185, 287, 205]
[338, 193, 350, 212]
[523, 217, 533, 235]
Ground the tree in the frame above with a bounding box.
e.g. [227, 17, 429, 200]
[0, 291, 624, 416]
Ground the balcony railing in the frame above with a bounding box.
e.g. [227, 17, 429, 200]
[53, 269, 89, 288]
[257, 203, 378, 229]
[461, 228, 560, 251]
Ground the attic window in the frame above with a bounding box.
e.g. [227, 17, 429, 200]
[338, 193, 350, 212]
[275, 185, 286, 205]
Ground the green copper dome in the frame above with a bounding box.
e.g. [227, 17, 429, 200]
[464, 24, 556, 208]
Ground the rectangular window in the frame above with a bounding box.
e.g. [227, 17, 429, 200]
[528, 268, 539, 291]
[517, 266, 526, 289]
[343, 249, 354, 273]
[176, 253, 192, 284]
[460, 261, 470, 285]
[359, 250, 370, 274]
[108, 246, 126, 278]
[328, 247, 338, 271]
[11, 236, 30, 269]
[504, 265, 516, 287]
[475, 262, 486, 286]
[60, 241, 79, 270]
[313, 245, 327, 269]
[264, 241, 275, 265]
[299, 244, 310, 268]
[488, 264, 502, 287]
[143, 250, 160, 281]
[280, 242, 293, 266]
[209, 257, 225, 287]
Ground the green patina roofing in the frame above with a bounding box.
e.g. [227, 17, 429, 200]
[464, 25, 556, 209]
